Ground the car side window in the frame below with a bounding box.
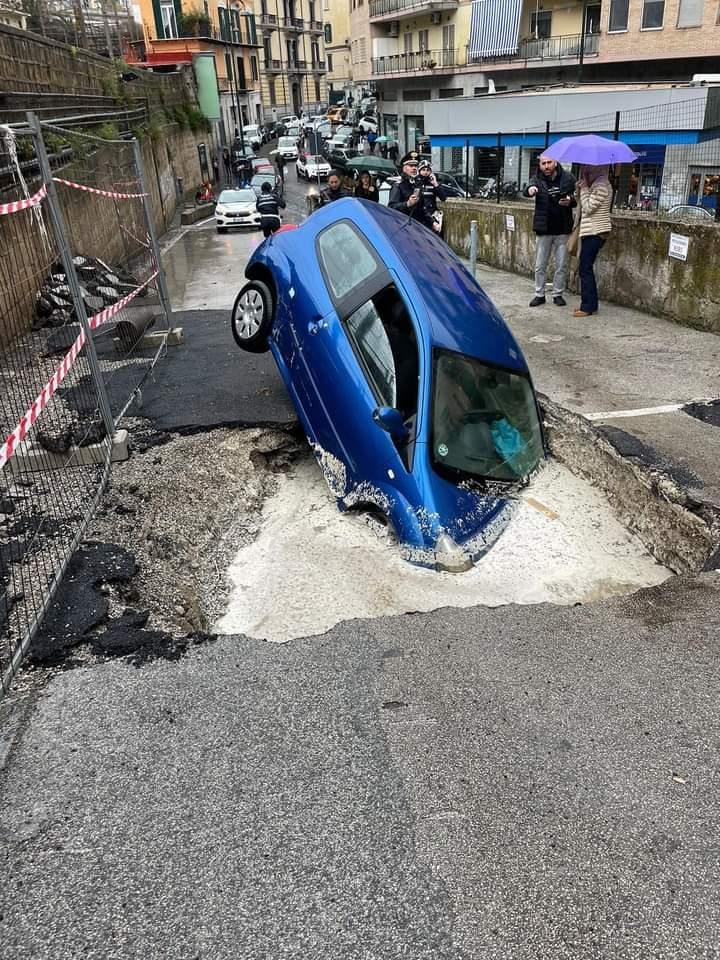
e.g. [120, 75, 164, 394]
[316, 221, 380, 302]
[343, 285, 421, 469]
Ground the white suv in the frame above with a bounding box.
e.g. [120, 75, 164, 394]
[296, 153, 331, 180]
[277, 136, 299, 160]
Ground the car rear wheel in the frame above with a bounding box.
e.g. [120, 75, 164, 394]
[231, 279, 274, 353]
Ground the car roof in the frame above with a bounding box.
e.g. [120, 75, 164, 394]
[265, 199, 526, 371]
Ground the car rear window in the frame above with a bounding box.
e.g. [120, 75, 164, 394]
[316, 221, 380, 302]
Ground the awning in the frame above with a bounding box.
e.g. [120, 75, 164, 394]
[468, 0, 523, 58]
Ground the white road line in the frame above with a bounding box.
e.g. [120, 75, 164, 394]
[585, 403, 686, 421]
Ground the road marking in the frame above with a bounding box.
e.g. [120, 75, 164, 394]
[585, 403, 685, 421]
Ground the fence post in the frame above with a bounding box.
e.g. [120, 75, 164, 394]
[469, 220, 478, 277]
[132, 138, 174, 326]
[496, 131, 502, 204]
[465, 137, 470, 197]
[27, 111, 116, 442]
[611, 110, 621, 210]
[545, 120, 550, 149]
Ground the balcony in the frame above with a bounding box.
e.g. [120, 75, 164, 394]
[311, 60, 327, 72]
[264, 58, 283, 72]
[281, 17, 305, 31]
[473, 31, 600, 64]
[309, 20, 324, 33]
[259, 12, 278, 29]
[371, 47, 459, 75]
[369, 0, 458, 23]
[370, 32, 599, 76]
[287, 58, 308, 71]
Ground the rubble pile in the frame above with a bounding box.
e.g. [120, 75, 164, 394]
[34, 255, 145, 330]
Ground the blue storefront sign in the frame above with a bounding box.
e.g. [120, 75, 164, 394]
[629, 144, 667, 165]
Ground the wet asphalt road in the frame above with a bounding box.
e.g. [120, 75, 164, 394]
[2, 143, 720, 959]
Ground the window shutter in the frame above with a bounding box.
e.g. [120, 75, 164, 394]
[677, 0, 703, 26]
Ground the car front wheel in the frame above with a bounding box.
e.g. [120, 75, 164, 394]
[230, 279, 274, 353]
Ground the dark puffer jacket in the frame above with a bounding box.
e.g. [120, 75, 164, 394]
[524, 163, 577, 235]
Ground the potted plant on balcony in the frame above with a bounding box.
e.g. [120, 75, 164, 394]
[178, 8, 212, 38]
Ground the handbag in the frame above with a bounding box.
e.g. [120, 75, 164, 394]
[567, 216, 581, 257]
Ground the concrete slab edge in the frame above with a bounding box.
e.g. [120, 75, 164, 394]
[8, 430, 129, 475]
[540, 396, 719, 575]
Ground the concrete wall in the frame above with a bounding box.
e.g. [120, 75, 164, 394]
[0, 123, 215, 348]
[442, 200, 720, 332]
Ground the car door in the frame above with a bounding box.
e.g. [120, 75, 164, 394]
[298, 221, 421, 490]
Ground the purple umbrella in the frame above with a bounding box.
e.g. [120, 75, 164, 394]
[544, 134, 638, 165]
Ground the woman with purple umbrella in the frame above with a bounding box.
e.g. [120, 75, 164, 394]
[574, 164, 613, 318]
[544, 136, 636, 319]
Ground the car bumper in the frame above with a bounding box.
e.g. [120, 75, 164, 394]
[215, 213, 261, 228]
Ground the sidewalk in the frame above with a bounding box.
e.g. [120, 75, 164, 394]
[468, 258, 720, 513]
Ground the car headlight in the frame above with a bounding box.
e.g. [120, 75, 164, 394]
[215, 205, 226, 215]
[434, 533, 472, 573]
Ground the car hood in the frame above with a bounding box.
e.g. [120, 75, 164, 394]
[218, 201, 256, 212]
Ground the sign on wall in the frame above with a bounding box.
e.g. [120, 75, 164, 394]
[668, 233, 689, 261]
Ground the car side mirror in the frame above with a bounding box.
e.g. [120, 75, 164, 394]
[373, 406, 408, 439]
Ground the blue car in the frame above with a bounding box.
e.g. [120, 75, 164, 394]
[231, 198, 545, 571]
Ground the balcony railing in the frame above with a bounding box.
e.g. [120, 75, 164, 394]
[371, 33, 599, 74]
[259, 13, 277, 28]
[474, 31, 600, 64]
[369, 0, 458, 19]
[311, 60, 326, 72]
[309, 20, 324, 32]
[371, 48, 458, 74]
[281, 17, 305, 31]
[264, 58, 283, 72]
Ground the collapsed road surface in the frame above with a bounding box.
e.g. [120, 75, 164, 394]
[1, 173, 719, 959]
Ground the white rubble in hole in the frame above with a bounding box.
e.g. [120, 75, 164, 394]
[215, 456, 669, 643]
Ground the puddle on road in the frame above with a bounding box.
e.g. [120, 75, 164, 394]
[215, 456, 670, 643]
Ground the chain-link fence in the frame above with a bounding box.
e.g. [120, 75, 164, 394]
[0, 115, 172, 693]
[438, 95, 720, 225]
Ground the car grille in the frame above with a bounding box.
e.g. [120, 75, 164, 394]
[228, 211, 250, 218]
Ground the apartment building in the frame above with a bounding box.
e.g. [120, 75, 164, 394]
[350, 0, 720, 154]
[322, 0, 353, 100]
[255, 0, 329, 118]
[128, 0, 263, 138]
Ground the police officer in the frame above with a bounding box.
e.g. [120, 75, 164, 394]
[388, 150, 422, 221]
[256, 181, 286, 238]
[416, 159, 452, 233]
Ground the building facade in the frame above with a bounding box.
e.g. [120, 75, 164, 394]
[129, 0, 263, 141]
[322, 0, 353, 102]
[349, 0, 720, 156]
[255, 0, 328, 118]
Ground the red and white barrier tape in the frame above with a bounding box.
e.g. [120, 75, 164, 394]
[53, 177, 148, 200]
[0, 184, 47, 216]
[0, 270, 158, 471]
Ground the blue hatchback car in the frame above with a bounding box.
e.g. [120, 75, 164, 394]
[231, 198, 545, 571]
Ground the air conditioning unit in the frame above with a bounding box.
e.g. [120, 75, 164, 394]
[388, 20, 400, 37]
[430, 11, 442, 24]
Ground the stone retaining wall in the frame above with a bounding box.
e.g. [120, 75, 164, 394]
[442, 200, 720, 333]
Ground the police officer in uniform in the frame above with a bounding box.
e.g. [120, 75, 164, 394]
[388, 150, 422, 221]
[256, 180, 286, 238]
[416, 158, 452, 233]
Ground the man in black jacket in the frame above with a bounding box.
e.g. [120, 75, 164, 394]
[524, 155, 576, 307]
[319, 170, 350, 205]
[389, 152, 450, 233]
[256, 181, 286, 237]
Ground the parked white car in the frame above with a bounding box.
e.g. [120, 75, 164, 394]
[277, 136, 299, 160]
[296, 153, 332, 180]
[242, 124, 263, 150]
[214, 188, 260, 233]
[358, 115, 378, 134]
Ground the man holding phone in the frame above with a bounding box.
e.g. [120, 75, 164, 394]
[524, 154, 576, 307]
[389, 150, 423, 221]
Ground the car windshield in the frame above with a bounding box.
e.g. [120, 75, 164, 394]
[432, 350, 543, 483]
[219, 189, 255, 203]
[305, 155, 324, 164]
[279, 138, 296, 147]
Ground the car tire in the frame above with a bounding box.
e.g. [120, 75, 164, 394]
[231, 279, 274, 353]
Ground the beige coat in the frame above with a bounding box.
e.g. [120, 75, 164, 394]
[579, 177, 612, 236]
